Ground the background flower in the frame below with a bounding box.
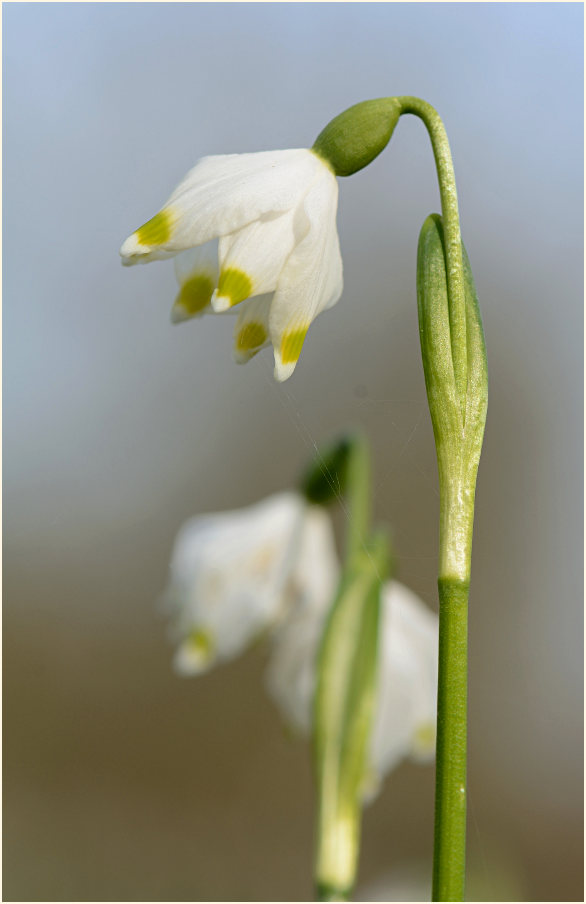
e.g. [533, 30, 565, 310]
[164, 493, 339, 675]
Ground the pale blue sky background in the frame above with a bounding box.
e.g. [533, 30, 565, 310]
[4, 4, 583, 901]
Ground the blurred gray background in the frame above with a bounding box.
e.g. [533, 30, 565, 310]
[3, 3, 583, 901]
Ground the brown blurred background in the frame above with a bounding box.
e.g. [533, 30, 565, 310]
[3, 3, 583, 901]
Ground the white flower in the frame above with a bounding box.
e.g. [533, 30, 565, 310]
[266, 579, 438, 797]
[120, 149, 343, 381]
[163, 492, 339, 676]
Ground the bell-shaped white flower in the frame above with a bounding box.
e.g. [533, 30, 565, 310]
[266, 579, 438, 797]
[120, 149, 343, 381]
[163, 492, 339, 676]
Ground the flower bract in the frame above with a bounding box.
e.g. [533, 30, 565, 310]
[120, 149, 343, 381]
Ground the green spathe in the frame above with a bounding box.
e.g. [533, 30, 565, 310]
[312, 98, 401, 177]
[417, 214, 488, 516]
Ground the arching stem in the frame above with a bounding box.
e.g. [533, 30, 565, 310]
[396, 96, 468, 419]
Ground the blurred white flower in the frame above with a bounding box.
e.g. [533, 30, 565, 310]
[120, 149, 343, 381]
[163, 492, 339, 676]
[164, 487, 437, 799]
[266, 579, 438, 797]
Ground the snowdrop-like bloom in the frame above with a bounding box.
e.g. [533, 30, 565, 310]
[163, 492, 339, 676]
[120, 149, 342, 381]
[266, 579, 438, 797]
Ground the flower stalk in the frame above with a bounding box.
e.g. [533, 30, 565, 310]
[417, 213, 488, 901]
[396, 97, 468, 416]
[307, 97, 487, 900]
[302, 435, 390, 901]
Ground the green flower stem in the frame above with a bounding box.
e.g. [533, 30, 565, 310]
[400, 98, 482, 902]
[395, 97, 468, 416]
[433, 576, 468, 903]
[405, 98, 471, 898]
[417, 211, 487, 902]
[434, 481, 474, 902]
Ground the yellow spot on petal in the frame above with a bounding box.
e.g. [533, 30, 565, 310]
[177, 274, 215, 316]
[413, 722, 436, 754]
[135, 209, 174, 247]
[187, 628, 214, 661]
[217, 267, 252, 307]
[237, 321, 267, 352]
[280, 326, 309, 364]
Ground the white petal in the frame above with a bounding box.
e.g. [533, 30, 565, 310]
[368, 582, 439, 782]
[269, 167, 342, 381]
[319, 218, 344, 311]
[120, 149, 323, 265]
[265, 506, 340, 733]
[171, 242, 219, 322]
[287, 505, 340, 614]
[212, 210, 300, 312]
[165, 492, 306, 670]
[233, 295, 272, 364]
[265, 608, 323, 735]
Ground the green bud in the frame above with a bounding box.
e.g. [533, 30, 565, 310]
[417, 214, 488, 479]
[313, 531, 390, 899]
[312, 98, 401, 177]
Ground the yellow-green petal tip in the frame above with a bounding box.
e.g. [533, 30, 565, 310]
[135, 209, 174, 247]
[173, 274, 215, 321]
[280, 325, 309, 364]
[216, 268, 253, 308]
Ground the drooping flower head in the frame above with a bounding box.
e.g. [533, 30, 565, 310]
[120, 99, 405, 380]
[120, 150, 342, 381]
